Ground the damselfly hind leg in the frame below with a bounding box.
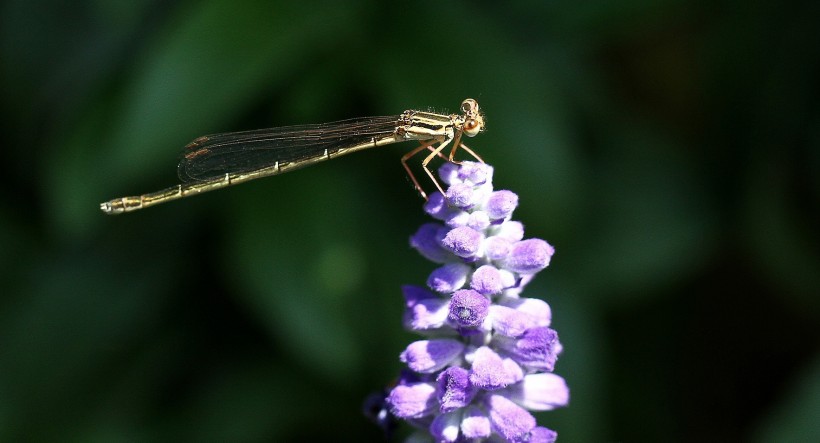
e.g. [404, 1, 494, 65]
[420, 138, 453, 198]
[401, 139, 454, 200]
[401, 140, 436, 200]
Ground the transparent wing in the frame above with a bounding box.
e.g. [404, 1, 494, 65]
[178, 115, 401, 182]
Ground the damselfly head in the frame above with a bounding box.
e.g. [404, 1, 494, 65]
[460, 98, 485, 137]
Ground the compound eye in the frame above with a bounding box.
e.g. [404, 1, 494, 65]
[463, 118, 480, 136]
[461, 99, 478, 113]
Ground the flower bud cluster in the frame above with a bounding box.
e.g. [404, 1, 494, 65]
[383, 162, 569, 442]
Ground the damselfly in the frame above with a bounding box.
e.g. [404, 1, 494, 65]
[100, 98, 485, 214]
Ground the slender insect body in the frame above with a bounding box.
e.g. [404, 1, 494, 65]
[100, 98, 486, 214]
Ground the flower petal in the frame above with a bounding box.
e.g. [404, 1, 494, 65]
[470, 265, 504, 296]
[501, 297, 552, 327]
[401, 339, 465, 373]
[460, 406, 491, 439]
[436, 366, 476, 412]
[506, 373, 570, 411]
[410, 223, 452, 263]
[494, 327, 561, 371]
[467, 210, 491, 231]
[496, 221, 524, 241]
[429, 411, 462, 442]
[503, 239, 554, 274]
[448, 289, 490, 328]
[530, 426, 558, 443]
[441, 226, 485, 259]
[469, 346, 519, 390]
[489, 305, 535, 337]
[446, 182, 476, 209]
[485, 394, 536, 442]
[405, 297, 450, 331]
[486, 190, 519, 220]
[402, 285, 436, 308]
[424, 192, 458, 221]
[428, 262, 471, 293]
[484, 235, 513, 261]
[387, 382, 437, 419]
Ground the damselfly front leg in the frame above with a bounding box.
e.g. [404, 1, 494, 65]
[450, 142, 484, 164]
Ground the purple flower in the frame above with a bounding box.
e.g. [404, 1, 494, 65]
[441, 226, 484, 259]
[424, 192, 458, 221]
[430, 411, 461, 442]
[490, 305, 536, 338]
[448, 289, 490, 328]
[501, 297, 553, 328]
[487, 190, 519, 220]
[494, 327, 562, 372]
[485, 235, 513, 261]
[467, 210, 491, 231]
[428, 262, 471, 293]
[469, 346, 523, 390]
[446, 182, 477, 209]
[486, 394, 536, 442]
[436, 367, 477, 412]
[496, 220, 524, 241]
[404, 297, 450, 331]
[503, 239, 555, 274]
[505, 373, 570, 411]
[386, 382, 437, 419]
[410, 223, 451, 263]
[471, 264, 504, 295]
[401, 339, 465, 373]
[374, 162, 569, 442]
[530, 427, 559, 443]
[460, 406, 491, 438]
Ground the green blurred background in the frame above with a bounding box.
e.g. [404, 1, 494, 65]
[1, 0, 818, 441]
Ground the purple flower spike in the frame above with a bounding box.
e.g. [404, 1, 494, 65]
[448, 289, 490, 328]
[503, 239, 555, 274]
[460, 406, 491, 439]
[436, 367, 476, 412]
[427, 262, 471, 293]
[401, 339, 465, 373]
[487, 190, 519, 220]
[387, 382, 437, 419]
[486, 394, 537, 443]
[441, 226, 484, 259]
[373, 161, 568, 441]
[470, 264, 504, 296]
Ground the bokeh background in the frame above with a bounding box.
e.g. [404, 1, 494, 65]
[1, 0, 818, 441]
